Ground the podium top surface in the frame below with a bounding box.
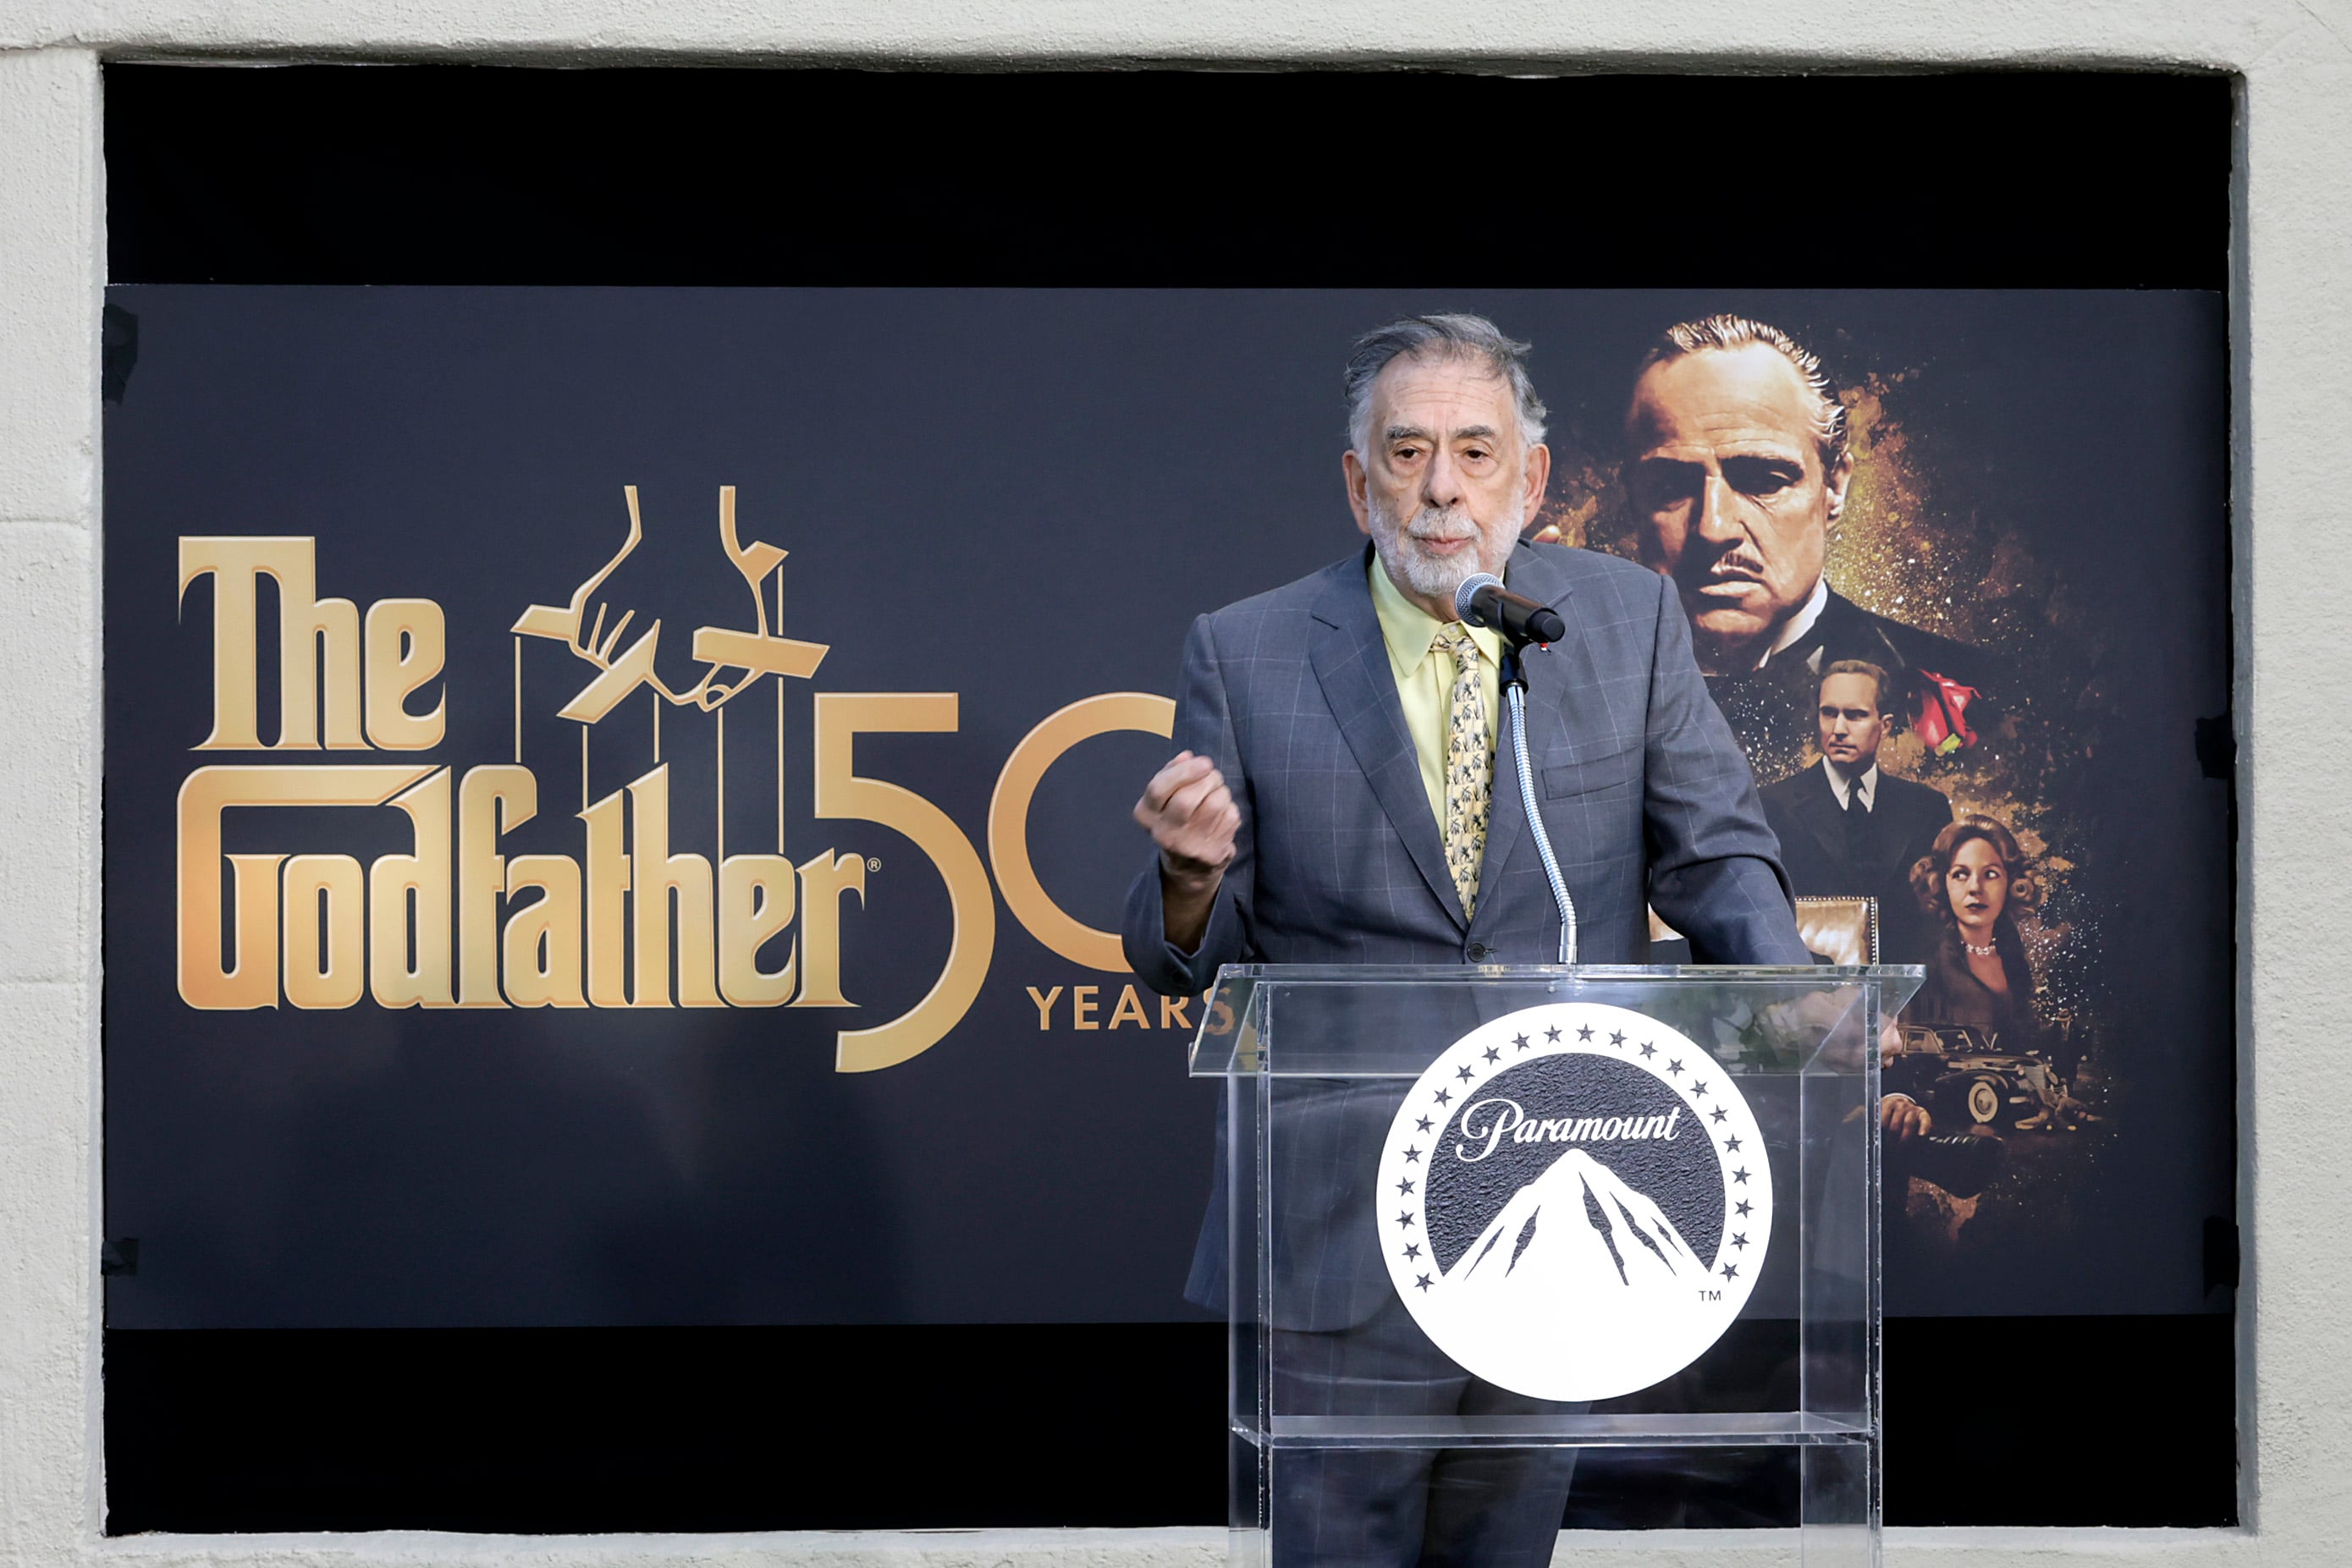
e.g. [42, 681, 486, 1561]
[1187, 963, 1922, 1078]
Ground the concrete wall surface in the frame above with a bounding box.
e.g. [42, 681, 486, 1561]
[2, 1, 2343, 1563]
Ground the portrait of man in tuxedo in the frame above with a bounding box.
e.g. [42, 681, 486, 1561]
[1120, 313, 1817, 1567]
[1758, 658, 1956, 966]
[1621, 314, 1989, 750]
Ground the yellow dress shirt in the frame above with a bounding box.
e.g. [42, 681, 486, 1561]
[1368, 555, 1503, 828]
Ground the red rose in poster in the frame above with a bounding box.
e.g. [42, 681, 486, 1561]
[1912, 669, 1980, 754]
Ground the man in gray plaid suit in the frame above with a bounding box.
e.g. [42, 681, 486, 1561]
[1121, 315, 1811, 1567]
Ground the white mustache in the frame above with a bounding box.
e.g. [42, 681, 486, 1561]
[1404, 509, 1477, 544]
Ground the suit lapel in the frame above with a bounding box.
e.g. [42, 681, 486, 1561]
[1793, 762, 1848, 864]
[1471, 544, 1591, 927]
[1815, 588, 1906, 674]
[1308, 553, 1465, 928]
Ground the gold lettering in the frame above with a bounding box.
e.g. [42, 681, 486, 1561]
[369, 768, 454, 1008]
[177, 764, 431, 1009]
[626, 766, 720, 1008]
[791, 849, 866, 1008]
[365, 598, 448, 750]
[1159, 993, 1193, 1030]
[988, 693, 1175, 971]
[178, 536, 364, 751]
[1108, 984, 1149, 1029]
[458, 764, 534, 1007]
[281, 855, 366, 1009]
[581, 790, 631, 1008]
[217, 856, 288, 1008]
[503, 855, 585, 1008]
[813, 693, 996, 1071]
[719, 855, 796, 1007]
[1026, 985, 1062, 1029]
[1071, 985, 1099, 1030]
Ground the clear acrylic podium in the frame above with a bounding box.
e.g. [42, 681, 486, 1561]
[1190, 964, 1922, 1567]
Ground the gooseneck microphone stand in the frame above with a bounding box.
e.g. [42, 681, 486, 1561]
[1498, 641, 1578, 966]
[1457, 572, 1578, 965]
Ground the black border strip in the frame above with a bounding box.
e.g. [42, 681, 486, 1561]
[103, 1317, 2236, 1532]
[104, 66, 2230, 289]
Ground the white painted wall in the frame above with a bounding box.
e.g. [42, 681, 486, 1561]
[1, 3, 2342, 1563]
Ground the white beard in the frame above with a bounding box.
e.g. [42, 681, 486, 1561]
[1367, 494, 1525, 608]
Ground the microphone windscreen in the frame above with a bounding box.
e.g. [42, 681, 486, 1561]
[1454, 573, 1503, 624]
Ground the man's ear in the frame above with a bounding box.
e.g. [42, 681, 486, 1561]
[1520, 443, 1553, 528]
[1824, 448, 1855, 528]
[1343, 448, 1372, 535]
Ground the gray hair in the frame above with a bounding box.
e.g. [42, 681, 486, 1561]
[1345, 313, 1548, 459]
[1638, 314, 1849, 472]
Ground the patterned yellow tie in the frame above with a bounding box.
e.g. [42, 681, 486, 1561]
[1435, 624, 1492, 921]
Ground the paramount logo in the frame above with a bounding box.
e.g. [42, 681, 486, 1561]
[1379, 1001, 1773, 1402]
[1454, 1098, 1683, 1162]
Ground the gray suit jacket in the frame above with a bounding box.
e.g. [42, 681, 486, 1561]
[1125, 541, 1810, 1329]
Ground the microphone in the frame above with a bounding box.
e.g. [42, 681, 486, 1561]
[1461, 570, 1580, 961]
[1455, 573, 1566, 647]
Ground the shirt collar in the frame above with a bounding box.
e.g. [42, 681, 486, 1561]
[1368, 554, 1503, 679]
[1821, 755, 1880, 810]
[1757, 576, 1831, 671]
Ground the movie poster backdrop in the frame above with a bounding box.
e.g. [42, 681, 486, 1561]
[102, 288, 2229, 1327]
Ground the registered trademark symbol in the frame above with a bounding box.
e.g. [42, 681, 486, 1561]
[867, 856, 882, 873]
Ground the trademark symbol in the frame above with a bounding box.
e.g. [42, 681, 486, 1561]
[867, 856, 882, 872]
[1700, 1289, 1722, 1302]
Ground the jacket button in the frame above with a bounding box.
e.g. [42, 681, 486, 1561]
[1466, 942, 1490, 961]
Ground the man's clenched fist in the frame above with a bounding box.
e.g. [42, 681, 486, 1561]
[1135, 751, 1239, 887]
[1135, 752, 1237, 954]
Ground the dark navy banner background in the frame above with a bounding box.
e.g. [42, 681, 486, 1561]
[102, 287, 2230, 1329]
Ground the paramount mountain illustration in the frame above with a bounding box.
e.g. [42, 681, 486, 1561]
[1444, 1148, 1705, 1304]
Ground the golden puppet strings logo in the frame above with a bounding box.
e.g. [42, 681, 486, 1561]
[173, 489, 1173, 1072]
